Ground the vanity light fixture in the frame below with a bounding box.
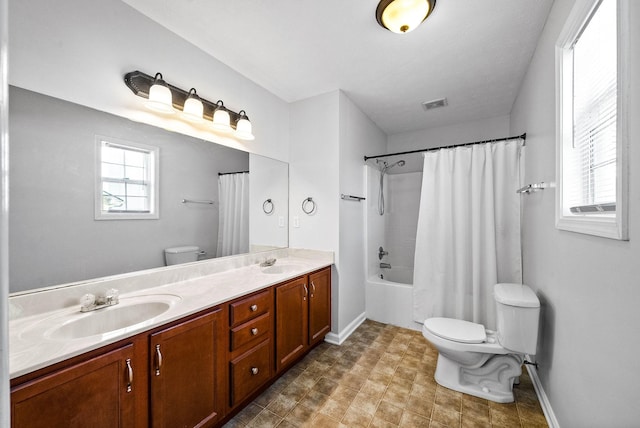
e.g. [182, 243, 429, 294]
[181, 88, 205, 123]
[211, 100, 233, 133]
[145, 73, 175, 114]
[124, 70, 255, 141]
[234, 110, 255, 141]
[375, 0, 436, 34]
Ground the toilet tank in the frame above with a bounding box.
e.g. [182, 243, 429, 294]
[494, 283, 540, 355]
[164, 246, 200, 266]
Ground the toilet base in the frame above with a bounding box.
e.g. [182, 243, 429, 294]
[433, 352, 524, 403]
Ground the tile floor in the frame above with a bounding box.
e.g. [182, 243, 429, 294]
[223, 319, 548, 428]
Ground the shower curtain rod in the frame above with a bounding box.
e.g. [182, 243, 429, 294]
[218, 170, 249, 176]
[363, 133, 526, 162]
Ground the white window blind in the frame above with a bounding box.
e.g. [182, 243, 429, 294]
[565, 0, 617, 214]
[101, 142, 152, 213]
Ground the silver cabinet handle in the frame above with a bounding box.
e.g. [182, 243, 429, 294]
[251, 327, 259, 336]
[251, 367, 259, 375]
[125, 358, 133, 393]
[311, 281, 316, 298]
[303, 284, 308, 301]
[250, 304, 258, 312]
[154, 344, 162, 376]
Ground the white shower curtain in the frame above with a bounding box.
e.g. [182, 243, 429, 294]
[217, 172, 249, 257]
[413, 139, 523, 329]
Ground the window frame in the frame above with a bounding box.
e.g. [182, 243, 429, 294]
[555, 0, 629, 240]
[95, 136, 160, 220]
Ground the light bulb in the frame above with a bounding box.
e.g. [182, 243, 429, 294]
[234, 110, 255, 141]
[145, 73, 175, 114]
[211, 101, 233, 133]
[181, 88, 204, 123]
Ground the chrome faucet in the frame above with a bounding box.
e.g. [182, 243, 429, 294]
[80, 288, 120, 312]
[378, 246, 389, 260]
[380, 262, 392, 269]
[259, 258, 277, 267]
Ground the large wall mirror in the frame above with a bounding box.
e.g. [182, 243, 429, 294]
[9, 86, 288, 293]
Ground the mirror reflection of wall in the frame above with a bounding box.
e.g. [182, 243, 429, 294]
[9, 87, 287, 293]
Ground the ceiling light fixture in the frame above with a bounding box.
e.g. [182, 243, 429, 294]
[124, 70, 255, 141]
[375, 0, 436, 34]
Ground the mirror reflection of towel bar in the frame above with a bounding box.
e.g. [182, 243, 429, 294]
[181, 199, 214, 204]
[341, 194, 366, 201]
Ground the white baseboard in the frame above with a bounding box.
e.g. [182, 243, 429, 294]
[324, 312, 366, 345]
[526, 363, 560, 428]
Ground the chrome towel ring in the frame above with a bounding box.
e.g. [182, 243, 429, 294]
[302, 197, 316, 214]
[262, 198, 274, 214]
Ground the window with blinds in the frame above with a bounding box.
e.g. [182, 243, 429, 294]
[556, 0, 628, 240]
[566, 0, 616, 214]
[95, 137, 159, 220]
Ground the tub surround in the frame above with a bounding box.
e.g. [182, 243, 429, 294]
[9, 248, 333, 379]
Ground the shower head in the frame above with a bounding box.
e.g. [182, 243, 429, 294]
[376, 159, 406, 174]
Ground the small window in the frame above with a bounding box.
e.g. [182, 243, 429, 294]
[555, 0, 628, 240]
[95, 137, 159, 220]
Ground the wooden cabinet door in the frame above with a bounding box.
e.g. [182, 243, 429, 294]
[11, 343, 136, 428]
[150, 308, 225, 428]
[275, 276, 308, 372]
[309, 267, 331, 346]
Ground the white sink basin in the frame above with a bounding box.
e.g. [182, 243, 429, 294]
[260, 264, 302, 275]
[23, 294, 182, 341]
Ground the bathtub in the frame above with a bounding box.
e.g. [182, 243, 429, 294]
[365, 266, 422, 331]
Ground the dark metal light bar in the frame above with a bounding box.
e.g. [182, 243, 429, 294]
[124, 70, 248, 129]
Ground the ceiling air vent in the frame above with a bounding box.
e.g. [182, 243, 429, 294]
[422, 97, 448, 111]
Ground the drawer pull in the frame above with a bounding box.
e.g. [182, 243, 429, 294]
[125, 358, 133, 393]
[303, 284, 308, 301]
[311, 281, 316, 298]
[251, 327, 259, 336]
[250, 304, 258, 312]
[154, 344, 163, 376]
[251, 367, 259, 375]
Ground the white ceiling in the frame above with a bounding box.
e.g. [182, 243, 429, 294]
[122, 0, 554, 136]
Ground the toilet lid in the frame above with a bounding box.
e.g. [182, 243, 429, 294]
[424, 318, 487, 344]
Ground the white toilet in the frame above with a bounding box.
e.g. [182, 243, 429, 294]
[422, 283, 540, 403]
[164, 246, 201, 266]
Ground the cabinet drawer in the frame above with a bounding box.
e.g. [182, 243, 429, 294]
[230, 312, 271, 352]
[229, 340, 271, 406]
[229, 290, 271, 327]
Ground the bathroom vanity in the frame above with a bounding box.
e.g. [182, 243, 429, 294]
[8, 250, 333, 428]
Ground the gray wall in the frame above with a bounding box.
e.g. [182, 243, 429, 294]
[510, 0, 640, 425]
[10, 87, 248, 292]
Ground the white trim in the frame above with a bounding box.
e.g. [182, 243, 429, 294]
[555, 0, 629, 241]
[526, 363, 561, 428]
[324, 311, 366, 345]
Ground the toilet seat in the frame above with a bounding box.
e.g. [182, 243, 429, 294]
[424, 318, 486, 343]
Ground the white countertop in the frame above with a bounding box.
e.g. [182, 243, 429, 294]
[9, 250, 333, 379]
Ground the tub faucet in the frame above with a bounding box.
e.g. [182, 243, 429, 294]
[378, 246, 388, 260]
[380, 262, 391, 269]
[80, 288, 119, 312]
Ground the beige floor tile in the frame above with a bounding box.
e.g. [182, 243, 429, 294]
[283, 403, 315, 426]
[320, 398, 350, 420]
[399, 410, 431, 428]
[266, 394, 297, 418]
[246, 409, 283, 428]
[298, 389, 330, 411]
[375, 400, 404, 425]
[342, 405, 374, 428]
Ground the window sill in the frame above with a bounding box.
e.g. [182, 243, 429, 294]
[556, 215, 627, 240]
